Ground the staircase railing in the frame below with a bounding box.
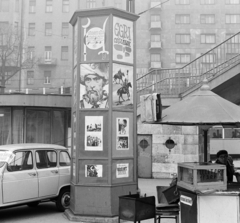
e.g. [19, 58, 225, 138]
[137, 31, 240, 103]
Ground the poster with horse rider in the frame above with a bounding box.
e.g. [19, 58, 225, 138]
[112, 63, 133, 108]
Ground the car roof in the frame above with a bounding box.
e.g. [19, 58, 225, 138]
[0, 143, 68, 152]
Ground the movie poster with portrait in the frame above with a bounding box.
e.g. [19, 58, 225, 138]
[80, 63, 109, 109]
[116, 163, 129, 178]
[85, 116, 103, 151]
[113, 17, 133, 64]
[81, 16, 110, 62]
[112, 63, 133, 108]
[85, 164, 103, 177]
[116, 117, 129, 150]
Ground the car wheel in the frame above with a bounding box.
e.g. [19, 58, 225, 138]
[56, 188, 70, 212]
[27, 201, 40, 208]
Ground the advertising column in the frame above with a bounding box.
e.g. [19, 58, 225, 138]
[68, 8, 139, 222]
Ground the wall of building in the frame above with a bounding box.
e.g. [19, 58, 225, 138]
[138, 116, 200, 178]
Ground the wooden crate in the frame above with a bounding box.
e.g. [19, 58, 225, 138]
[177, 162, 227, 192]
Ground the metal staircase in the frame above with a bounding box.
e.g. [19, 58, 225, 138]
[137, 32, 240, 103]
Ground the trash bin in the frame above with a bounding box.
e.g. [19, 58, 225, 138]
[118, 193, 156, 223]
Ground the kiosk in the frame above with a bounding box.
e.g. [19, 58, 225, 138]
[66, 8, 139, 222]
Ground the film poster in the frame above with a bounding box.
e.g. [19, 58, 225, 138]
[85, 116, 103, 151]
[112, 64, 133, 108]
[113, 17, 133, 64]
[81, 16, 110, 62]
[85, 164, 103, 177]
[80, 63, 109, 109]
[116, 117, 129, 150]
[116, 163, 129, 178]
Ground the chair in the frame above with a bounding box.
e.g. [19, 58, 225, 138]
[155, 186, 179, 223]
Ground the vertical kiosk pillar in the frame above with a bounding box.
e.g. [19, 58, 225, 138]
[68, 8, 139, 221]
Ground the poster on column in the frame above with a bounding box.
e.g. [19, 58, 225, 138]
[81, 16, 110, 62]
[80, 63, 109, 109]
[85, 116, 103, 151]
[85, 164, 103, 177]
[113, 17, 133, 64]
[116, 163, 129, 178]
[112, 63, 133, 108]
[116, 117, 129, 150]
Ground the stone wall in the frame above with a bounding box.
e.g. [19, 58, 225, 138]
[137, 117, 200, 179]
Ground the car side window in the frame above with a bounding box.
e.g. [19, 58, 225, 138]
[59, 151, 70, 166]
[36, 150, 57, 169]
[7, 151, 33, 172]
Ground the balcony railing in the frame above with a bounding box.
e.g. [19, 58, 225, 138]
[137, 31, 240, 103]
[38, 58, 57, 66]
[150, 21, 161, 29]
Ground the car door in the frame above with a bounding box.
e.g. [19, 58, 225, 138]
[36, 150, 59, 197]
[2, 150, 38, 203]
[58, 151, 71, 187]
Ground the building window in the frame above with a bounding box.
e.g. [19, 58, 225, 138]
[201, 54, 216, 63]
[115, 0, 122, 8]
[201, 34, 216, 44]
[151, 34, 161, 42]
[28, 23, 35, 36]
[175, 15, 190, 24]
[61, 46, 68, 60]
[176, 54, 191, 63]
[151, 15, 160, 22]
[226, 0, 240, 4]
[28, 46, 35, 59]
[226, 33, 240, 44]
[62, 0, 69, 12]
[45, 23, 52, 36]
[44, 46, 52, 61]
[14, 22, 18, 31]
[46, 0, 53, 12]
[200, 0, 215, 4]
[29, 0, 36, 13]
[4, 72, 11, 85]
[136, 68, 148, 80]
[200, 14, 215, 24]
[226, 14, 240, 23]
[0, 0, 10, 12]
[15, 0, 19, 12]
[27, 71, 34, 85]
[151, 53, 161, 62]
[44, 71, 51, 84]
[176, 34, 190, 44]
[175, 0, 189, 4]
[62, 23, 69, 37]
[86, 0, 96, 8]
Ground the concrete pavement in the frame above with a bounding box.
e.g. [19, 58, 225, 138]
[0, 178, 176, 223]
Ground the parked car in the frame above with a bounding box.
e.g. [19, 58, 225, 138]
[0, 143, 71, 212]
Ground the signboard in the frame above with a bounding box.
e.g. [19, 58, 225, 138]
[113, 17, 133, 64]
[180, 195, 193, 206]
[81, 16, 110, 62]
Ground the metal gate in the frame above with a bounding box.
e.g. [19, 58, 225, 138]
[137, 135, 152, 178]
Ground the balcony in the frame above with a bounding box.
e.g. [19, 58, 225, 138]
[149, 61, 161, 69]
[149, 41, 162, 49]
[149, 21, 161, 30]
[38, 58, 57, 66]
[150, 1, 161, 9]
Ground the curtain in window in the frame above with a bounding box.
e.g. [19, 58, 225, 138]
[52, 110, 65, 145]
[12, 109, 23, 144]
[26, 110, 51, 143]
[0, 108, 11, 145]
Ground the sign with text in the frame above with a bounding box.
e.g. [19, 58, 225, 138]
[113, 17, 133, 64]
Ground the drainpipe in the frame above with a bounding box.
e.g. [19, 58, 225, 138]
[18, 0, 24, 92]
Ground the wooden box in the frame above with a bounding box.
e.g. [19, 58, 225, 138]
[177, 162, 227, 192]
